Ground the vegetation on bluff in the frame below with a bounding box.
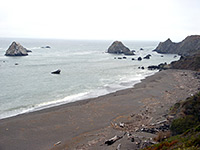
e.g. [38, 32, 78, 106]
[143, 92, 200, 150]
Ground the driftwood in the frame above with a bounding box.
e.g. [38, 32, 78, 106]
[119, 122, 125, 128]
[54, 141, 61, 146]
[155, 120, 168, 125]
[117, 143, 121, 150]
[105, 135, 123, 146]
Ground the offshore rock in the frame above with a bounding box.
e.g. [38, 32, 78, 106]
[5, 42, 28, 56]
[41, 46, 51, 48]
[138, 57, 142, 61]
[148, 63, 168, 71]
[26, 50, 32, 53]
[51, 69, 61, 74]
[153, 35, 200, 56]
[107, 41, 135, 55]
[143, 54, 151, 59]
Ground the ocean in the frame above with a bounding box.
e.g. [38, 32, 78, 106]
[0, 38, 180, 119]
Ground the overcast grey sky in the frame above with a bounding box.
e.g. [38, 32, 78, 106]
[0, 0, 199, 41]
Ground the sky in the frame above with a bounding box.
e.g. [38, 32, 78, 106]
[0, 0, 199, 41]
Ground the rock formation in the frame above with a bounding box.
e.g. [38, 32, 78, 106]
[153, 38, 175, 54]
[41, 46, 51, 48]
[143, 54, 151, 59]
[5, 42, 29, 56]
[153, 35, 200, 56]
[51, 69, 61, 74]
[150, 53, 200, 71]
[170, 54, 200, 71]
[148, 63, 168, 71]
[138, 57, 142, 61]
[107, 41, 135, 55]
[26, 50, 32, 53]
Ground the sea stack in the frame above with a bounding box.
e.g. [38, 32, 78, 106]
[5, 42, 28, 56]
[107, 41, 135, 55]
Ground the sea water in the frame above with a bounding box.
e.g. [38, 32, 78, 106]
[0, 38, 180, 119]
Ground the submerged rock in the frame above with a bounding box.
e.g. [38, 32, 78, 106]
[41, 46, 51, 49]
[5, 42, 29, 56]
[107, 41, 135, 55]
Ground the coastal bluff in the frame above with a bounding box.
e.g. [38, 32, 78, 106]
[170, 54, 200, 71]
[5, 42, 29, 56]
[107, 41, 135, 55]
[153, 35, 200, 56]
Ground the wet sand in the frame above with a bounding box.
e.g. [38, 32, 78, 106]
[0, 69, 199, 150]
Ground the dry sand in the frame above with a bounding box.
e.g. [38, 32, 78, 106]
[0, 69, 199, 150]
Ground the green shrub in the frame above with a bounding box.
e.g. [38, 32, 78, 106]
[170, 115, 199, 135]
[195, 124, 200, 132]
[183, 96, 200, 116]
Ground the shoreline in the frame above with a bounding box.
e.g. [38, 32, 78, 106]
[0, 70, 157, 120]
[0, 69, 199, 150]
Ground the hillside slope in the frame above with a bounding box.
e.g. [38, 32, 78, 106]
[144, 92, 200, 150]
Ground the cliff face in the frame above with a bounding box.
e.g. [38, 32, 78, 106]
[5, 42, 28, 56]
[154, 35, 200, 56]
[107, 41, 135, 55]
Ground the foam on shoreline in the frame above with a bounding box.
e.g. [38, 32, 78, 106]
[0, 70, 157, 120]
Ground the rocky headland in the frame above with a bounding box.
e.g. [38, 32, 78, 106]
[150, 35, 200, 71]
[170, 54, 200, 71]
[148, 54, 200, 72]
[153, 51, 200, 72]
[153, 35, 200, 56]
[5, 41, 30, 56]
[107, 41, 135, 55]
